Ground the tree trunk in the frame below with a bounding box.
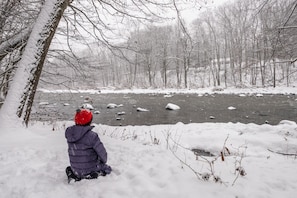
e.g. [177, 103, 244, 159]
[273, 59, 276, 88]
[216, 44, 221, 86]
[147, 54, 152, 87]
[162, 47, 168, 88]
[0, 0, 70, 128]
[175, 45, 181, 87]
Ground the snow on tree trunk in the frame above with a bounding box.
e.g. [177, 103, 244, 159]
[0, 0, 69, 129]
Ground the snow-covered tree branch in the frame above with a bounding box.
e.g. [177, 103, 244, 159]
[0, 0, 70, 127]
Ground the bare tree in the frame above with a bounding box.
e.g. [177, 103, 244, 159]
[0, 0, 70, 127]
[0, 0, 197, 126]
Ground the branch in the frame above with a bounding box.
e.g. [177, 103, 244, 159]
[267, 149, 297, 156]
[291, 58, 297, 64]
[278, 26, 297, 29]
[283, 0, 297, 27]
[0, 27, 31, 61]
[172, 0, 192, 42]
[169, 146, 203, 180]
[254, 0, 270, 15]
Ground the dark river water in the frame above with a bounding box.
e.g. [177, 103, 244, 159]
[31, 92, 297, 126]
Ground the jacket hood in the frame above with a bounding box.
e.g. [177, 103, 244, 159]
[65, 125, 94, 143]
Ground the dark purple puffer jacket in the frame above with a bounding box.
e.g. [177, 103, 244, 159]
[65, 125, 107, 177]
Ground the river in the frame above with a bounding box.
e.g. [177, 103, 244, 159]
[31, 91, 297, 126]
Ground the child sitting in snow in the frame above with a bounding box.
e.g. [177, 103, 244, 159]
[65, 109, 112, 183]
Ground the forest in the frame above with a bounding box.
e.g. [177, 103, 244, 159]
[39, 0, 297, 90]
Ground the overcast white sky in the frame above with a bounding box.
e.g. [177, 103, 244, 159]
[179, 0, 233, 23]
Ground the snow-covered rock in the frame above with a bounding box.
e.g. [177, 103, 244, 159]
[228, 106, 236, 110]
[165, 103, 180, 110]
[117, 111, 126, 115]
[107, 103, 118, 109]
[39, 102, 49, 105]
[81, 103, 94, 110]
[136, 107, 149, 112]
[94, 111, 100, 114]
[164, 94, 173, 98]
[278, 120, 296, 125]
[84, 97, 93, 103]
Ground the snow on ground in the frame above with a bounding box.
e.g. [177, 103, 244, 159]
[0, 120, 297, 198]
[38, 86, 297, 95]
[1, 87, 297, 198]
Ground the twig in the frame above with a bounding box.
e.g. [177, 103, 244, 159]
[231, 152, 246, 186]
[267, 149, 297, 156]
[221, 135, 230, 161]
[169, 146, 202, 180]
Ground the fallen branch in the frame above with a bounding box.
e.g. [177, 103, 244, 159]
[267, 149, 297, 156]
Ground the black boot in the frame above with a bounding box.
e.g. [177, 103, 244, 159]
[84, 171, 99, 180]
[65, 166, 81, 183]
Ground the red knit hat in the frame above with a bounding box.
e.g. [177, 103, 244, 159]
[75, 109, 93, 125]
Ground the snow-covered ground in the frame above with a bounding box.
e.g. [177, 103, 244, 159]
[1, 87, 297, 198]
[38, 86, 297, 95]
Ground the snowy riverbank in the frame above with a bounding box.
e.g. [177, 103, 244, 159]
[38, 86, 297, 95]
[0, 120, 297, 198]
